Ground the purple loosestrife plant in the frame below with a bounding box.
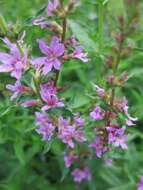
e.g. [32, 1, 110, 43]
[0, 0, 138, 186]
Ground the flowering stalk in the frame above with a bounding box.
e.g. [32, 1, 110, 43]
[54, 0, 67, 86]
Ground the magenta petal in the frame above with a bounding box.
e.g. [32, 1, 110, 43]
[43, 61, 53, 75]
[41, 105, 50, 111]
[6, 84, 15, 91]
[21, 100, 39, 107]
[0, 53, 12, 64]
[0, 64, 13, 72]
[57, 101, 64, 107]
[47, 0, 59, 16]
[2, 37, 13, 48]
[10, 92, 19, 100]
[11, 69, 22, 79]
[2, 38, 20, 59]
[47, 1, 54, 16]
[37, 39, 50, 55]
[54, 44, 64, 57]
[53, 59, 61, 70]
[31, 57, 46, 69]
[50, 36, 60, 49]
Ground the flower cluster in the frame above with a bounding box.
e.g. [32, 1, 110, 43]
[0, 0, 90, 184]
[88, 16, 138, 161]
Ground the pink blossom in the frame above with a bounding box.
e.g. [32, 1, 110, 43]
[21, 100, 39, 107]
[74, 129, 86, 142]
[32, 36, 64, 75]
[89, 136, 107, 158]
[104, 158, 113, 166]
[137, 176, 143, 190]
[74, 113, 85, 127]
[6, 80, 31, 100]
[114, 135, 128, 149]
[69, 35, 78, 47]
[72, 46, 88, 63]
[33, 17, 50, 29]
[58, 117, 75, 148]
[58, 117, 86, 148]
[92, 83, 105, 97]
[71, 167, 91, 183]
[0, 38, 28, 79]
[90, 106, 104, 121]
[47, 0, 59, 17]
[40, 84, 64, 110]
[107, 127, 128, 149]
[122, 97, 137, 126]
[64, 153, 78, 168]
[35, 112, 55, 141]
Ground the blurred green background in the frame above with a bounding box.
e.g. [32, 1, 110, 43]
[0, 0, 143, 189]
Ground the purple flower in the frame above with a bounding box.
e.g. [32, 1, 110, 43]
[90, 106, 104, 121]
[72, 46, 88, 63]
[33, 17, 50, 29]
[104, 158, 113, 166]
[36, 123, 55, 141]
[122, 97, 137, 126]
[89, 136, 107, 158]
[0, 38, 28, 79]
[137, 176, 143, 190]
[40, 84, 64, 110]
[69, 35, 78, 47]
[123, 105, 137, 125]
[35, 112, 55, 141]
[126, 118, 135, 126]
[40, 81, 57, 95]
[58, 117, 75, 148]
[114, 134, 128, 149]
[21, 100, 39, 107]
[58, 117, 86, 148]
[47, 0, 59, 17]
[106, 127, 128, 149]
[92, 83, 105, 97]
[71, 167, 91, 183]
[6, 80, 31, 100]
[74, 113, 85, 127]
[106, 127, 117, 144]
[64, 153, 78, 168]
[35, 112, 50, 126]
[32, 36, 64, 75]
[74, 129, 86, 142]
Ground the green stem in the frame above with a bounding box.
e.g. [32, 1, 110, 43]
[0, 15, 8, 35]
[98, 1, 104, 49]
[54, 18, 67, 86]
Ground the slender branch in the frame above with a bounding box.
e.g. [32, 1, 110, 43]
[54, 17, 67, 86]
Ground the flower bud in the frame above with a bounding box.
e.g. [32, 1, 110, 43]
[67, 0, 76, 12]
[115, 33, 124, 44]
[50, 21, 63, 35]
[106, 56, 113, 68]
[107, 75, 115, 85]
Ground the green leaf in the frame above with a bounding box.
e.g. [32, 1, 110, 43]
[14, 141, 25, 165]
[69, 20, 97, 52]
